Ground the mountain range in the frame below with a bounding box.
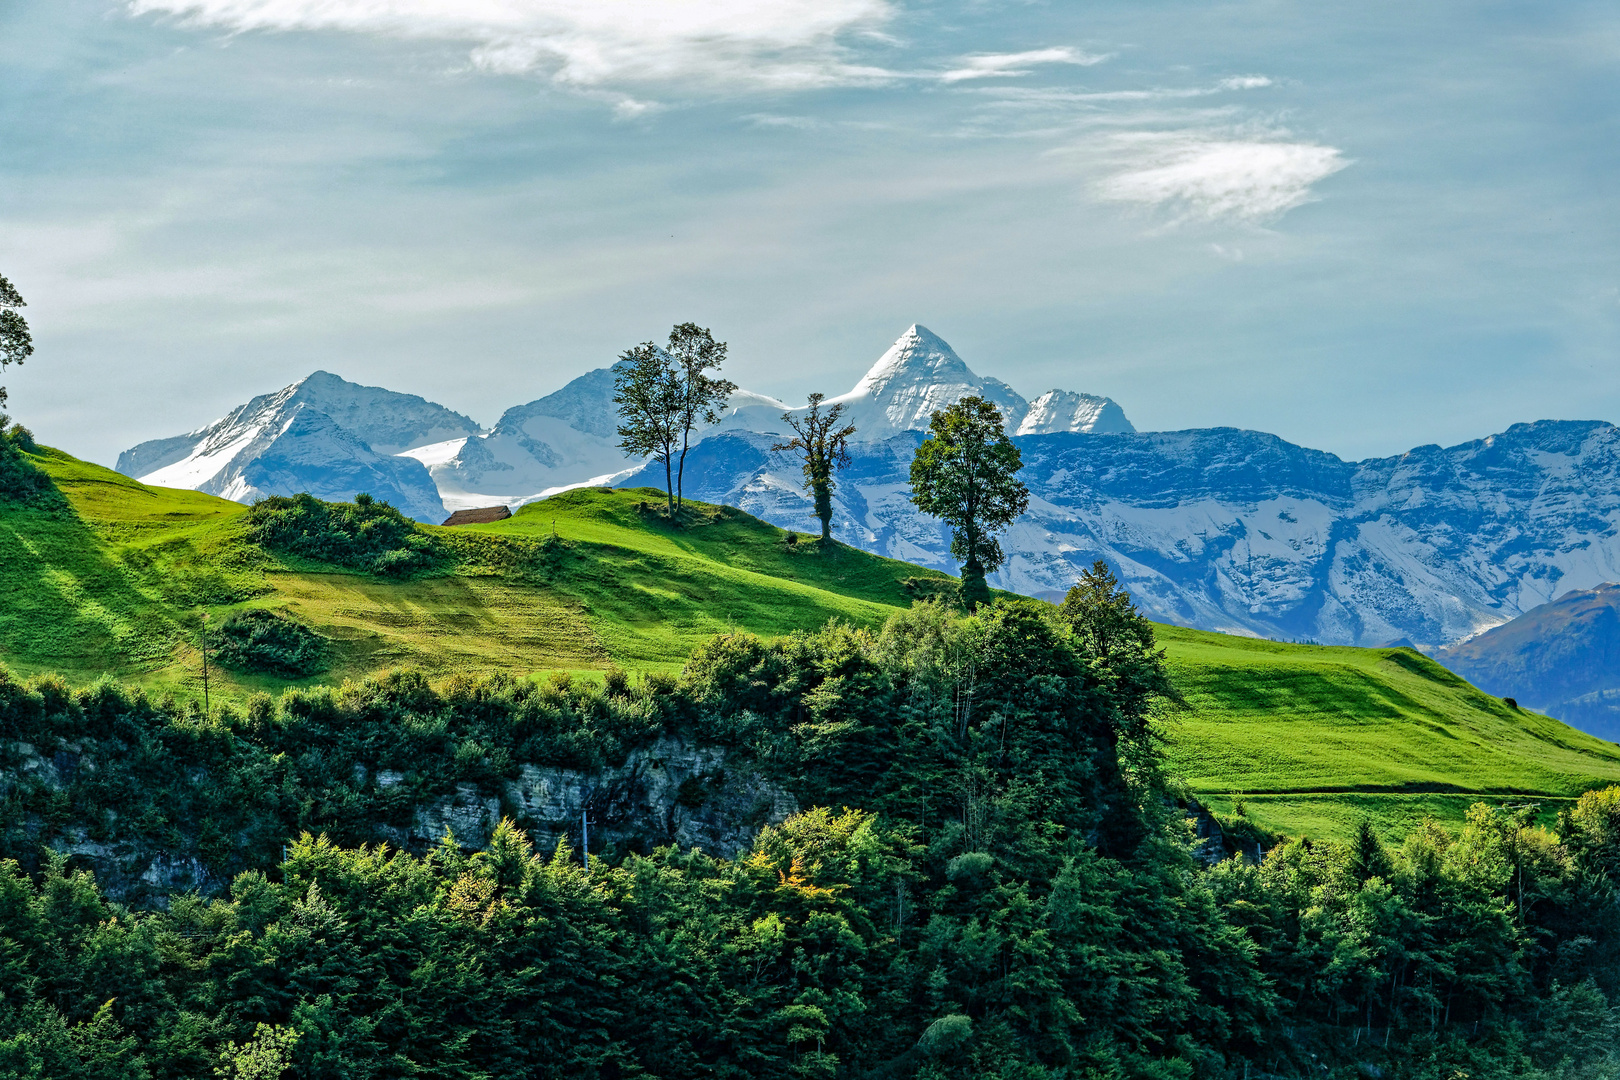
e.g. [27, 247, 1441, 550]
[117, 324, 1620, 659]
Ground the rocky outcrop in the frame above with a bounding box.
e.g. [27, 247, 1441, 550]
[387, 736, 797, 860]
[5, 736, 796, 906]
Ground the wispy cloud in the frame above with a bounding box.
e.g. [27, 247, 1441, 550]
[1096, 132, 1347, 224]
[938, 46, 1109, 83]
[128, 0, 898, 91]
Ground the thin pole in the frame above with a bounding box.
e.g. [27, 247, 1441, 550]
[582, 805, 589, 872]
[200, 612, 210, 715]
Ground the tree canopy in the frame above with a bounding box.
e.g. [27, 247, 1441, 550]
[613, 343, 683, 515]
[0, 272, 31, 413]
[772, 393, 856, 541]
[667, 322, 736, 511]
[613, 323, 736, 517]
[908, 396, 1030, 609]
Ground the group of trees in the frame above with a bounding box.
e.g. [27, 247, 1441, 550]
[0, 579, 1618, 1078]
[614, 324, 1028, 607]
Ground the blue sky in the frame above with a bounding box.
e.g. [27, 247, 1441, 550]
[3, 0, 1618, 466]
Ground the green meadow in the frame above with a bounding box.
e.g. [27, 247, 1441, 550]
[4, 443, 1619, 840]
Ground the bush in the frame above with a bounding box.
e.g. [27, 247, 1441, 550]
[212, 609, 328, 678]
[0, 418, 58, 506]
[245, 492, 441, 576]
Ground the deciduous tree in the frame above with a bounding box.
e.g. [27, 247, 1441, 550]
[613, 343, 682, 515]
[773, 393, 855, 541]
[908, 396, 1029, 609]
[0, 273, 33, 415]
[667, 322, 736, 512]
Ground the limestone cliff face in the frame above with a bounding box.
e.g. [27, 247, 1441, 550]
[3, 736, 796, 906]
[389, 736, 798, 859]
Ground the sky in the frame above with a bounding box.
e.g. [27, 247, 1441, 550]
[2, 0, 1618, 467]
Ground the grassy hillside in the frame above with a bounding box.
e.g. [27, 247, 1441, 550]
[5, 444, 1620, 841]
[1157, 624, 1620, 840]
[0, 447, 950, 692]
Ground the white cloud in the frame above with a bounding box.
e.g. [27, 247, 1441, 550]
[938, 46, 1109, 83]
[1096, 133, 1347, 223]
[128, 0, 897, 90]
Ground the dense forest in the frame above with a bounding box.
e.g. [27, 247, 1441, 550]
[1, 568, 1618, 1079]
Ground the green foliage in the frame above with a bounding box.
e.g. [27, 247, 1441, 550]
[667, 322, 737, 510]
[908, 396, 1030, 609]
[614, 343, 683, 514]
[0, 271, 33, 410]
[0, 592, 1619, 1077]
[772, 393, 855, 541]
[0, 427, 58, 507]
[614, 322, 737, 514]
[244, 493, 439, 576]
[214, 1023, 299, 1080]
[212, 610, 328, 678]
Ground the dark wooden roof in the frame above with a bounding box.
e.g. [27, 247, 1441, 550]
[441, 505, 513, 527]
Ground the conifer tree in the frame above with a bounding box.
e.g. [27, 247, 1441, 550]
[773, 392, 855, 541]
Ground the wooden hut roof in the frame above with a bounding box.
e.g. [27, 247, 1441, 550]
[441, 505, 513, 526]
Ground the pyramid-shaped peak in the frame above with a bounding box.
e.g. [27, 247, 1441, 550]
[850, 323, 977, 398]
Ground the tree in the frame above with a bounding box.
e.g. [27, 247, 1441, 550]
[0, 272, 33, 414]
[1057, 560, 1177, 743]
[666, 322, 736, 512]
[772, 393, 855, 541]
[613, 323, 737, 517]
[613, 343, 682, 515]
[908, 396, 1029, 610]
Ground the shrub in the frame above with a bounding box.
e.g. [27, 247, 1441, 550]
[212, 609, 328, 678]
[245, 492, 441, 576]
[0, 419, 59, 506]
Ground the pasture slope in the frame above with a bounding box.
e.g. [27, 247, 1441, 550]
[3, 443, 1619, 841]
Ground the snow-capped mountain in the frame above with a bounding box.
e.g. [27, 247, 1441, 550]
[717, 325, 1135, 440]
[1015, 389, 1133, 435]
[419, 365, 640, 511]
[120, 326, 1620, 656]
[619, 420, 1620, 652]
[116, 371, 475, 522]
[420, 324, 1133, 510]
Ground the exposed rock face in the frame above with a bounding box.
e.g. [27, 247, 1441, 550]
[393, 737, 797, 859]
[6, 736, 795, 905]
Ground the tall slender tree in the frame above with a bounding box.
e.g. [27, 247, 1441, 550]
[0, 273, 33, 414]
[773, 393, 855, 541]
[613, 343, 682, 515]
[666, 323, 736, 511]
[908, 396, 1029, 610]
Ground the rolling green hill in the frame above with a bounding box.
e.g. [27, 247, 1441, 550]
[4, 443, 1619, 840]
[0, 447, 951, 691]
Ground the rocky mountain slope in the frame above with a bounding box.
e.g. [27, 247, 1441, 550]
[117, 371, 474, 522]
[1438, 583, 1620, 741]
[630, 420, 1620, 652]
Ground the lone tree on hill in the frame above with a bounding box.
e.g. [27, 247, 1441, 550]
[773, 392, 856, 541]
[908, 395, 1029, 610]
[613, 322, 737, 517]
[0, 273, 34, 414]
[613, 342, 683, 516]
[667, 322, 736, 511]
